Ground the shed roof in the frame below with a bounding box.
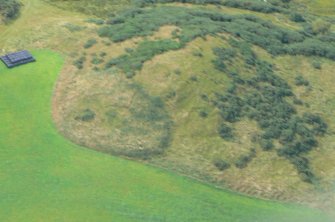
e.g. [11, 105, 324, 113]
[0, 50, 36, 68]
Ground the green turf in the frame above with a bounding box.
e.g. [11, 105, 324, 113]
[0, 50, 332, 221]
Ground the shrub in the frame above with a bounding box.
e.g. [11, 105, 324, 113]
[73, 56, 86, 69]
[174, 69, 181, 75]
[213, 159, 231, 171]
[290, 13, 305, 23]
[91, 57, 104, 65]
[235, 149, 256, 169]
[75, 109, 96, 122]
[260, 139, 274, 151]
[295, 75, 309, 86]
[190, 75, 198, 82]
[218, 123, 233, 139]
[84, 38, 98, 48]
[192, 51, 203, 57]
[86, 18, 104, 25]
[165, 90, 176, 99]
[312, 61, 322, 69]
[63, 23, 85, 32]
[311, 19, 331, 35]
[293, 97, 303, 105]
[100, 52, 107, 57]
[199, 110, 208, 118]
[288, 156, 315, 183]
[0, 0, 21, 22]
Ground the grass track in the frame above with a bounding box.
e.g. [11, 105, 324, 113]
[0, 50, 332, 221]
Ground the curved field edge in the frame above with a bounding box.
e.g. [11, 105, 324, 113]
[0, 50, 332, 221]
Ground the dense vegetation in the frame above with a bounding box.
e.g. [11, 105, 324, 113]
[86, 4, 333, 183]
[47, 0, 130, 16]
[0, 0, 20, 22]
[212, 39, 327, 183]
[48, 0, 294, 16]
[98, 6, 335, 66]
[134, 0, 292, 13]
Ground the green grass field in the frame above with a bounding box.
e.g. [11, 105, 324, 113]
[0, 50, 332, 221]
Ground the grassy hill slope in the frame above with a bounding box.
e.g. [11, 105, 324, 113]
[0, 0, 334, 217]
[1, 50, 332, 221]
[48, 0, 335, 207]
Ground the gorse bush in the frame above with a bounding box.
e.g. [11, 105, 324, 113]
[294, 75, 309, 86]
[64, 23, 86, 32]
[91, 56, 104, 65]
[213, 159, 231, 171]
[218, 123, 234, 139]
[86, 18, 105, 25]
[0, 0, 21, 22]
[312, 60, 322, 69]
[290, 13, 305, 22]
[75, 109, 96, 122]
[73, 56, 86, 69]
[84, 38, 98, 48]
[235, 148, 256, 169]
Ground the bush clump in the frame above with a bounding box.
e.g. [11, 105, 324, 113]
[73, 56, 86, 69]
[86, 18, 105, 25]
[218, 123, 234, 139]
[235, 149, 256, 169]
[290, 13, 305, 23]
[84, 38, 98, 48]
[75, 109, 96, 122]
[294, 75, 309, 86]
[213, 159, 231, 171]
[312, 61, 322, 69]
[0, 0, 21, 22]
